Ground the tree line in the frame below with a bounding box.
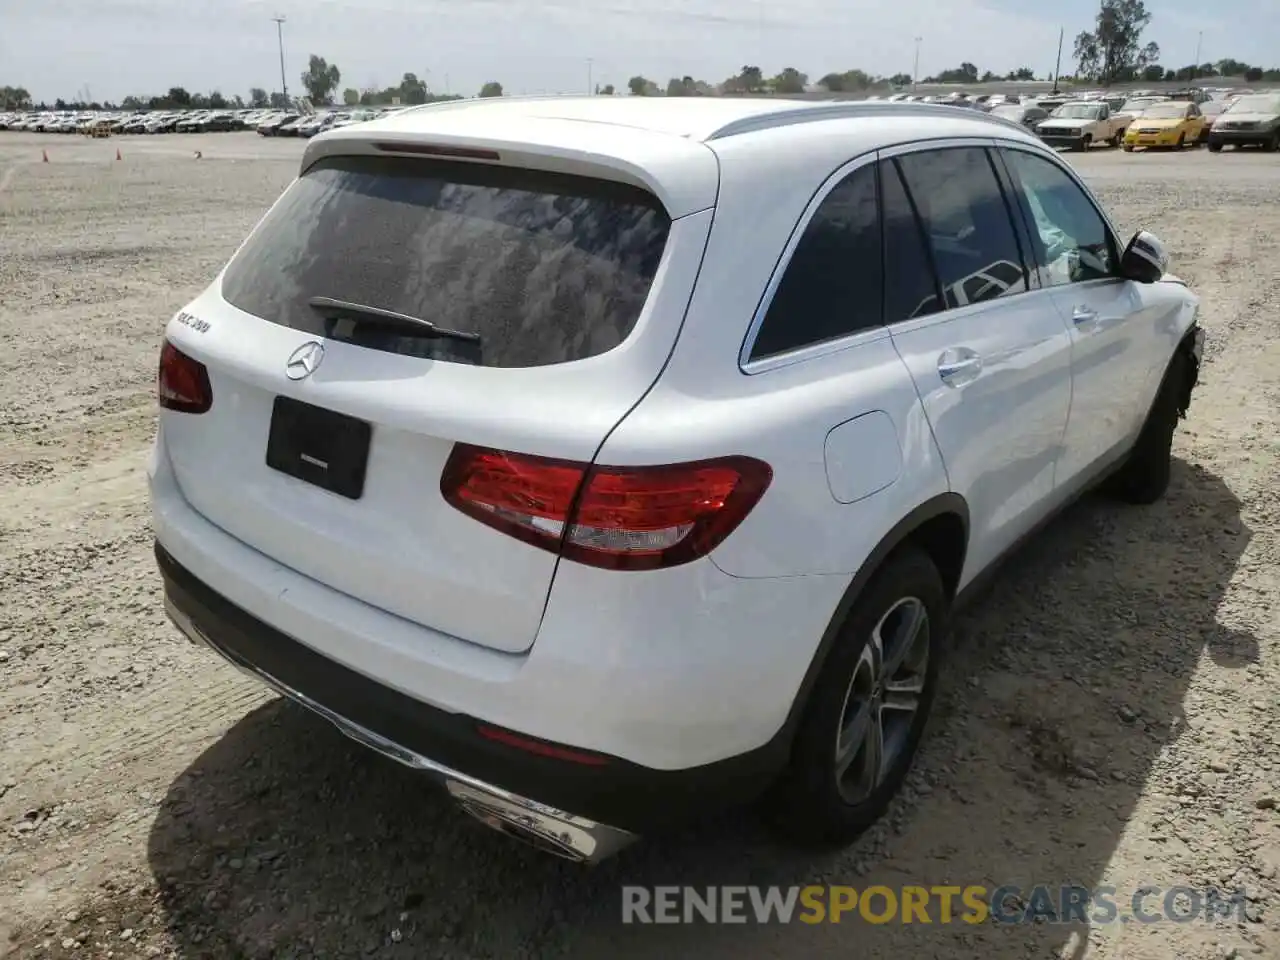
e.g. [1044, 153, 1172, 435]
[4, 1, 1280, 113]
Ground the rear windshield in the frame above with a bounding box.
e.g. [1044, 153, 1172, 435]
[220, 155, 671, 368]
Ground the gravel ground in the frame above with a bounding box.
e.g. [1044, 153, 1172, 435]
[1, 131, 1278, 960]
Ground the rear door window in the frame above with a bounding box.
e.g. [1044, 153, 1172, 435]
[894, 147, 1029, 310]
[220, 155, 672, 368]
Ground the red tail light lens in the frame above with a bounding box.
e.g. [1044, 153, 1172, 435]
[440, 444, 772, 571]
[158, 340, 212, 414]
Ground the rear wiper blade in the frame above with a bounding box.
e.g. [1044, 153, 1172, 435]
[306, 296, 481, 343]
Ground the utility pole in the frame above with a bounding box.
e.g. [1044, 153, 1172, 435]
[272, 16, 288, 104]
[1053, 26, 1064, 93]
[912, 37, 922, 93]
[1190, 30, 1202, 85]
[587, 58, 594, 95]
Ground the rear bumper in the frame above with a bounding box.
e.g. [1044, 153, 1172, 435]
[158, 542, 786, 853]
[160, 545, 636, 861]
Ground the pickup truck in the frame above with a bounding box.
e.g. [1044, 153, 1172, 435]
[1036, 100, 1129, 150]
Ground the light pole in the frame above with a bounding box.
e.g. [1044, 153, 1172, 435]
[912, 37, 922, 93]
[587, 58, 594, 95]
[271, 16, 288, 104]
[1053, 26, 1064, 93]
[1190, 30, 1203, 85]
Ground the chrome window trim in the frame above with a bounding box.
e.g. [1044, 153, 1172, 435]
[742, 325, 893, 375]
[885, 284, 1064, 338]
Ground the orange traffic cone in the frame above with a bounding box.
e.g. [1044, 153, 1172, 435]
[42, 149, 48, 162]
[115, 148, 121, 161]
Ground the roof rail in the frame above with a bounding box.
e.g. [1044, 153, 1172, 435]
[705, 100, 1033, 140]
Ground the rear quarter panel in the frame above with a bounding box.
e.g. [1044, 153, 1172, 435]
[597, 121, 958, 580]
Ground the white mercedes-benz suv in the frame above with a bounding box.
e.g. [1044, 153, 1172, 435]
[151, 96, 1204, 863]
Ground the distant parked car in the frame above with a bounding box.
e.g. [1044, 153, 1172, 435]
[199, 112, 242, 132]
[1196, 100, 1229, 144]
[1037, 100, 1127, 150]
[1207, 93, 1280, 152]
[144, 114, 181, 134]
[1122, 101, 1207, 151]
[176, 112, 210, 133]
[277, 116, 309, 137]
[329, 109, 377, 130]
[258, 113, 299, 136]
[295, 112, 344, 138]
[1113, 96, 1170, 131]
[988, 103, 1050, 131]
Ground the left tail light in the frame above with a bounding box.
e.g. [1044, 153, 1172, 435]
[158, 340, 212, 414]
[440, 444, 772, 571]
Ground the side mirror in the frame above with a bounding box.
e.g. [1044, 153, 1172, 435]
[1120, 230, 1169, 284]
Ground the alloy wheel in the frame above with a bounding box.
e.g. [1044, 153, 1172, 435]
[833, 597, 930, 804]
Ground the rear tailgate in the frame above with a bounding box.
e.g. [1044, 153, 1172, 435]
[160, 143, 715, 655]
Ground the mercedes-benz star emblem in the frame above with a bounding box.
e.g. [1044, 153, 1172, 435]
[285, 341, 325, 381]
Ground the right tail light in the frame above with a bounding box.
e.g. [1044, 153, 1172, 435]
[440, 444, 772, 571]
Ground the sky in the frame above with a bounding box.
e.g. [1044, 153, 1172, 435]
[3, 0, 1277, 104]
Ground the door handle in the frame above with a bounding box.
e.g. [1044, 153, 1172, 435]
[1072, 306, 1100, 328]
[937, 348, 983, 387]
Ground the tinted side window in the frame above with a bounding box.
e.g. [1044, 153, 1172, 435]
[750, 164, 882, 360]
[1001, 149, 1116, 286]
[895, 148, 1029, 310]
[881, 160, 942, 323]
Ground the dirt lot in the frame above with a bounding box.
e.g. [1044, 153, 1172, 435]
[1, 130, 1278, 960]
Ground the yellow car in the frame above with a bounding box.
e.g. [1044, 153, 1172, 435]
[1122, 101, 1207, 151]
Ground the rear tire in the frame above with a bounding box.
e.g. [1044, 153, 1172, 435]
[1105, 351, 1189, 505]
[766, 547, 945, 847]
[1208, 141, 1223, 153]
[1176, 133, 1186, 149]
[1122, 144, 1135, 153]
[1264, 132, 1280, 153]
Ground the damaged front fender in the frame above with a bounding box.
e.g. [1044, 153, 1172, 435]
[1176, 325, 1205, 419]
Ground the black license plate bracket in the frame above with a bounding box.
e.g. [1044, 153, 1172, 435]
[265, 396, 372, 500]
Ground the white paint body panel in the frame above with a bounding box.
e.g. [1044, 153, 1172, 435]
[1047, 277, 1192, 482]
